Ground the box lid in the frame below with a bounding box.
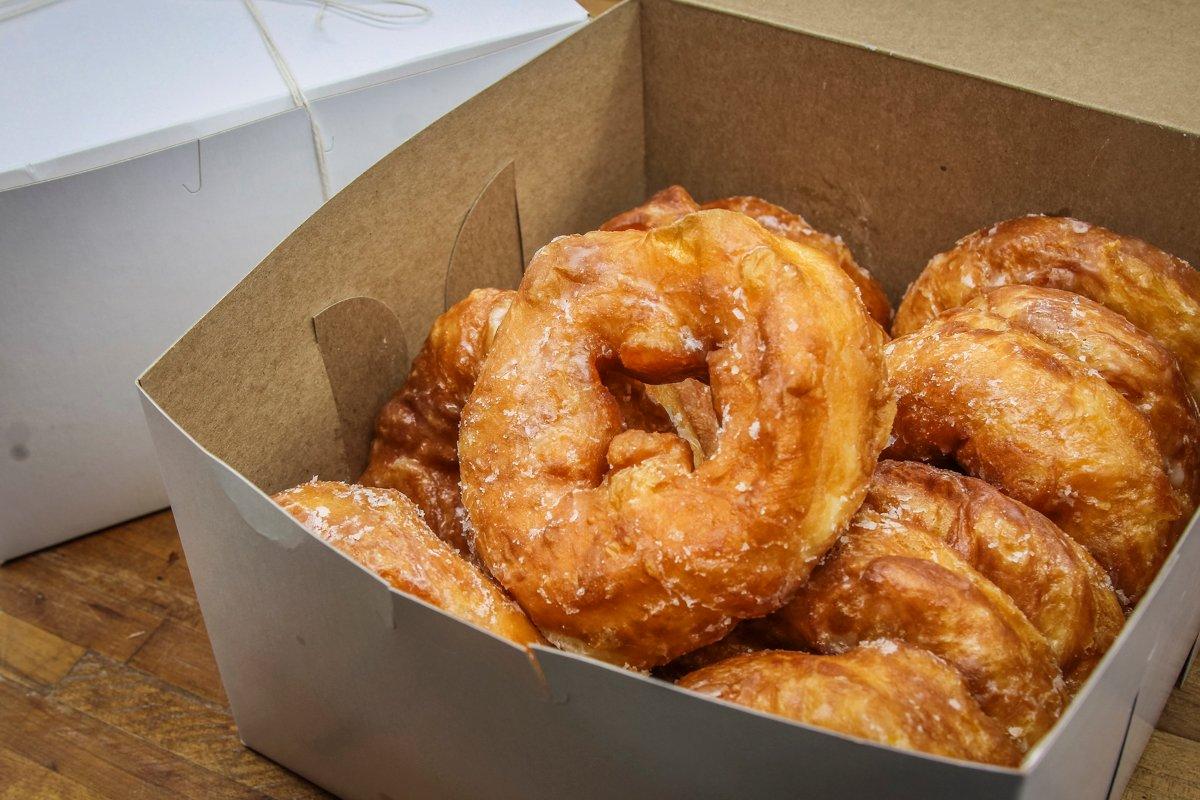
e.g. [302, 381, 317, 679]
[0, 0, 587, 191]
[687, 0, 1200, 135]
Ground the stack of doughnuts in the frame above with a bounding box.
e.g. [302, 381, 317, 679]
[273, 189, 1199, 767]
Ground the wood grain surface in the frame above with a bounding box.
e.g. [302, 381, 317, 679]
[0, 508, 1196, 799]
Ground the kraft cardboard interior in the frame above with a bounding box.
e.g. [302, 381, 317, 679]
[683, 0, 1200, 135]
[138, 2, 1200, 798]
[643, 1, 1200, 301]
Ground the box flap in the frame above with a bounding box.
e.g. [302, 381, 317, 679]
[445, 160, 524, 308]
[0, 0, 587, 191]
[681, 0, 1200, 135]
[312, 297, 411, 477]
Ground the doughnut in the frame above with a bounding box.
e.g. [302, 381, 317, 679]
[361, 289, 680, 557]
[360, 288, 513, 556]
[459, 209, 892, 669]
[772, 462, 1118, 695]
[700, 195, 892, 328]
[602, 185, 892, 327]
[884, 306, 1184, 604]
[273, 481, 543, 646]
[966, 286, 1200, 509]
[892, 215, 1200, 394]
[677, 645, 1021, 766]
[768, 462, 1071, 749]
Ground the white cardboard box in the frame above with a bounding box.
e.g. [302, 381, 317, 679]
[0, 0, 587, 562]
[137, 1, 1200, 798]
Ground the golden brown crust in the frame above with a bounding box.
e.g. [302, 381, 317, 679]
[893, 216, 1200, 394]
[360, 288, 513, 556]
[769, 464, 1070, 749]
[677, 646, 1021, 767]
[599, 184, 702, 232]
[966, 286, 1200, 510]
[273, 481, 543, 647]
[360, 290, 681, 558]
[701, 195, 892, 328]
[775, 461, 1121, 691]
[884, 307, 1183, 603]
[601, 186, 892, 327]
[460, 210, 893, 669]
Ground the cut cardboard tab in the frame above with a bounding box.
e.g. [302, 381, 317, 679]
[312, 297, 409, 477]
[445, 161, 524, 309]
[212, 462, 307, 550]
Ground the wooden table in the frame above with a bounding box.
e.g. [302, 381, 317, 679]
[0, 510, 1195, 799]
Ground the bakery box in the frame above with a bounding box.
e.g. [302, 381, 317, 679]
[0, 0, 587, 562]
[136, 1, 1200, 797]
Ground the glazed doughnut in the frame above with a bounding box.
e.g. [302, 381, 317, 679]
[966, 286, 1200, 509]
[769, 462, 1070, 748]
[602, 186, 892, 327]
[273, 481, 543, 646]
[701, 195, 892, 328]
[360, 288, 512, 556]
[771, 460, 1120, 704]
[884, 306, 1183, 604]
[677, 645, 1021, 767]
[361, 289, 680, 556]
[893, 215, 1200, 394]
[459, 210, 892, 669]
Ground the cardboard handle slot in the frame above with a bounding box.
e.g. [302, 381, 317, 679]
[445, 160, 524, 310]
[312, 297, 410, 478]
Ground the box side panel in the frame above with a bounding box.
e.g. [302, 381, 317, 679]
[139, 392, 579, 800]
[0, 107, 324, 560]
[530, 647, 1022, 800]
[642, 0, 1200, 301]
[678, 0, 1200, 136]
[140, 2, 646, 494]
[1022, 513, 1200, 799]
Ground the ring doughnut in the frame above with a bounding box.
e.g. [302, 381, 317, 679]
[892, 215, 1200, 394]
[459, 209, 892, 668]
[361, 289, 681, 556]
[884, 305, 1183, 603]
[768, 462, 1072, 748]
[602, 185, 892, 327]
[273, 481, 543, 646]
[677, 644, 1021, 766]
[771, 459, 1120, 691]
[964, 286, 1200, 509]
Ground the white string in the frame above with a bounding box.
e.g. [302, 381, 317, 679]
[243, 0, 430, 200]
[241, 0, 338, 198]
[281, 0, 429, 28]
[0, 0, 432, 200]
